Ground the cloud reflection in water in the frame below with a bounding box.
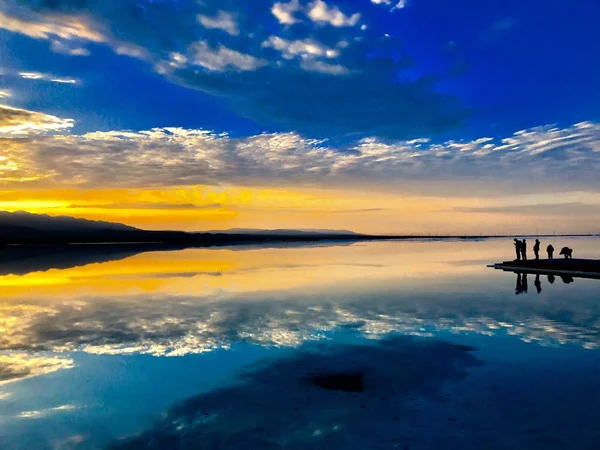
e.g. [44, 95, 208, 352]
[0, 240, 598, 370]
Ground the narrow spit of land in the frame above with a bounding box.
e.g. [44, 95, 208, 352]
[489, 259, 600, 279]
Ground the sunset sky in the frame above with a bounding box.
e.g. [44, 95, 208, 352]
[0, 0, 599, 234]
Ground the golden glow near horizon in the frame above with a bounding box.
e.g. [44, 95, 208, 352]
[0, 241, 480, 299]
[1, 185, 597, 234]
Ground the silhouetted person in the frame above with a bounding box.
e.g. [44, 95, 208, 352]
[560, 274, 574, 284]
[534, 274, 542, 294]
[547, 244, 554, 260]
[522, 272, 528, 292]
[559, 247, 573, 259]
[515, 273, 524, 295]
[521, 239, 528, 261]
[533, 239, 540, 260]
[514, 238, 521, 260]
[547, 274, 555, 284]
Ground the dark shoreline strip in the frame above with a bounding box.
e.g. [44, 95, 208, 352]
[488, 260, 600, 280]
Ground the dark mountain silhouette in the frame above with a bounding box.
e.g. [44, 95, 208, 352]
[0, 211, 139, 232]
[0, 211, 370, 246]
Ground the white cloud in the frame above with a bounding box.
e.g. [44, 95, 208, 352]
[0, 104, 74, 137]
[114, 42, 150, 60]
[272, 0, 361, 27]
[189, 41, 267, 72]
[19, 72, 78, 84]
[0, 8, 146, 61]
[300, 59, 349, 74]
[0, 10, 105, 42]
[1, 120, 599, 196]
[50, 39, 91, 56]
[307, 0, 360, 27]
[263, 36, 339, 60]
[371, 0, 409, 9]
[272, 0, 302, 25]
[50, 77, 78, 84]
[197, 10, 239, 36]
[19, 71, 44, 80]
[262, 36, 349, 74]
[0, 353, 74, 385]
[18, 404, 78, 419]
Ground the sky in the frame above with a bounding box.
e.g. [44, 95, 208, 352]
[0, 0, 599, 234]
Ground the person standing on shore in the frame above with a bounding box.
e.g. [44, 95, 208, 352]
[522, 239, 528, 260]
[514, 239, 521, 260]
[547, 244, 554, 260]
[533, 239, 541, 260]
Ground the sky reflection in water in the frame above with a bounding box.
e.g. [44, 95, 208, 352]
[0, 238, 599, 449]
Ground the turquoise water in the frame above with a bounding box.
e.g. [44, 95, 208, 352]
[1, 238, 599, 449]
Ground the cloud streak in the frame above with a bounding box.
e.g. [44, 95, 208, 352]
[0, 353, 74, 385]
[0, 105, 74, 137]
[65, 202, 223, 210]
[454, 202, 600, 216]
[19, 72, 78, 83]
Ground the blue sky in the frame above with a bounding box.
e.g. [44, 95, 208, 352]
[2, 0, 598, 140]
[0, 0, 599, 233]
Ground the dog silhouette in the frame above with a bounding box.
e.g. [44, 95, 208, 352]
[559, 247, 573, 259]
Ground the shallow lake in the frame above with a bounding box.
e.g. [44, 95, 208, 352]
[1, 238, 599, 449]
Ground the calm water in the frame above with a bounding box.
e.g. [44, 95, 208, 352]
[1, 238, 600, 449]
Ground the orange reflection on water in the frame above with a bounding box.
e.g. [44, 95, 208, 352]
[0, 240, 507, 300]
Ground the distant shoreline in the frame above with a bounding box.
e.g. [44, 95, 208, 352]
[1, 232, 598, 248]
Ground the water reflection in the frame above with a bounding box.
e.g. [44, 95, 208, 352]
[0, 238, 599, 449]
[515, 272, 528, 295]
[0, 240, 356, 277]
[110, 337, 480, 449]
[0, 239, 598, 369]
[561, 274, 575, 284]
[513, 271, 580, 296]
[534, 274, 542, 294]
[0, 245, 146, 276]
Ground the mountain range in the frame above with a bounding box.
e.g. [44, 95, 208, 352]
[0, 210, 139, 232]
[0, 211, 363, 245]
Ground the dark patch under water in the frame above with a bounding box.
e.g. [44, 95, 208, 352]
[110, 336, 479, 449]
[307, 372, 365, 392]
